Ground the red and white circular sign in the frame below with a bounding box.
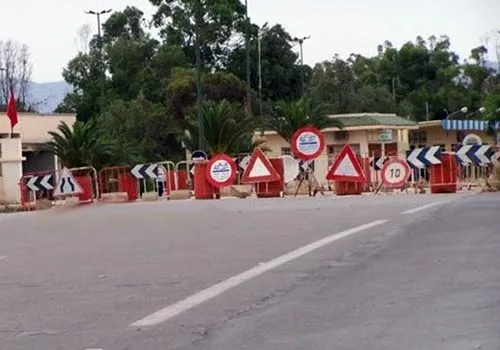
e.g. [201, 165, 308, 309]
[290, 126, 325, 161]
[381, 159, 410, 188]
[206, 154, 237, 188]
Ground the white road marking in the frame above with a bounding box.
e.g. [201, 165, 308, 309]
[130, 219, 388, 327]
[0, 256, 7, 260]
[401, 201, 447, 215]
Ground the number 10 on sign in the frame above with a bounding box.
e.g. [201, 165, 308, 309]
[381, 159, 410, 188]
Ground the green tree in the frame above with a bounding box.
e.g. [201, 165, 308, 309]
[40, 119, 118, 170]
[226, 24, 306, 104]
[101, 95, 182, 162]
[181, 100, 262, 155]
[149, 0, 245, 67]
[266, 98, 343, 142]
[165, 68, 247, 119]
[308, 57, 356, 114]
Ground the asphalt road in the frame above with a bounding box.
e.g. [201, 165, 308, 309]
[0, 193, 499, 350]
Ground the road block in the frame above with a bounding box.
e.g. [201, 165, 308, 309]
[19, 169, 56, 210]
[193, 161, 214, 199]
[255, 158, 284, 198]
[99, 165, 138, 201]
[429, 153, 457, 194]
[175, 161, 193, 190]
[69, 166, 99, 203]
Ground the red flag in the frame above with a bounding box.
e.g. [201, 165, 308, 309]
[7, 88, 18, 130]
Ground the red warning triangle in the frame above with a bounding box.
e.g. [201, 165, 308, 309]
[241, 148, 281, 183]
[326, 145, 366, 182]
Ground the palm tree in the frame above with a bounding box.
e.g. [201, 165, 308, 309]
[267, 97, 343, 142]
[39, 119, 117, 170]
[182, 100, 266, 156]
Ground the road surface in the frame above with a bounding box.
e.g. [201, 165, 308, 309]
[0, 193, 499, 349]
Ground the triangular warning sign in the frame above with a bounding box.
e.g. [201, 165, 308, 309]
[241, 148, 281, 183]
[54, 167, 83, 196]
[326, 145, 366, 182]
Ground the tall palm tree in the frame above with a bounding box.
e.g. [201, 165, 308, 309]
[267, 97, 343, 142]
[182, 100, 265, 156]
[39, 119, 117, 170]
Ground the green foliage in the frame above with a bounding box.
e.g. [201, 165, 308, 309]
[267, 98, 344, 142]
[39, 120, 117, 170]
[182, 100, 261, 155]
[149, 0, 245, 67]
[54, 1, 500, 166]
[226, 24, 306, 103]
[166, 68, 247, 119]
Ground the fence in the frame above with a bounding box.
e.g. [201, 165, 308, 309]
[19, 166, 99, 210]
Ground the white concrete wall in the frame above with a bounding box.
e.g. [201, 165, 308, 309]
[0, 113, 76, 144]
[0, 135, 25, 202]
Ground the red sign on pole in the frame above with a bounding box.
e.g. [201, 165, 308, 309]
[290, 126, 325, 161]
[381, 159, 410, 188]
[206, 154, 237, 188]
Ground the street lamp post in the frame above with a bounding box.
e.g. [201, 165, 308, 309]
[257, 29, 263, 117]
[465, 106, 486, 119]
[194, 3, 204, 151]
[292, 35, 310, 97]
[85, 9, 112, 113]
[445, 106, 468, 119]
[244, 0, 252, 116]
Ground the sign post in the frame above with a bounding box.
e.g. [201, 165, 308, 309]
[206, 154, 237, 188]
[290, 126, 325, 196]
[378, 159, 411, 193]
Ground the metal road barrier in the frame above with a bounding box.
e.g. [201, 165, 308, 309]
[19, 166, 100, 210]
[99, 165, 137, 201]
[19, 169, 56, 210]
[68, 166, 99, 202]
[156, 161, 176, 196]
[174, 161, 194, 191]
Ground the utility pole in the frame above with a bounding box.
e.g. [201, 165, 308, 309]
[194, 2, 204, 151]
[244, 0, 252, 115]
[85, 9, 112, 114]
[292, 36, 310, 97]
[257, 29, 263, 117]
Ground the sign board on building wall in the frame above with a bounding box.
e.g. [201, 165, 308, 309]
[377, 129, 393, 143]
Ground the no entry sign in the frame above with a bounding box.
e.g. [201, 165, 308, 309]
[290, 126, 325, 161]
[381, 159, 410, 188]
[206, 154, 237, 188]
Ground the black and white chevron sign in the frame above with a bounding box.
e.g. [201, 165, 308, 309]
[131, 164, 159, 179]
[370, 156, 388, 171]
[406, 146, 442, 169]
[26, 175, 54, 192]
[455, 145, 494, 166]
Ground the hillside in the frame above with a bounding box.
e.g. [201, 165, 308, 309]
[26, 81, 72, 113]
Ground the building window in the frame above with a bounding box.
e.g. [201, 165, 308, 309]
[334, 131, 349, 142]
[281, 147, 292, 155]
[409, 130, 427, 145]
[327, 144, 360, 165]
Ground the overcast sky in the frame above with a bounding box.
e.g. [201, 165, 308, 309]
[1, 0, 499, 82]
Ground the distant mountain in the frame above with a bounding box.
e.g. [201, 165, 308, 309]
[26, 81, 72, 113]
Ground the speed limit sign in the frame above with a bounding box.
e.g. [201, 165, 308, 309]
[381, 159, 410, 188]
